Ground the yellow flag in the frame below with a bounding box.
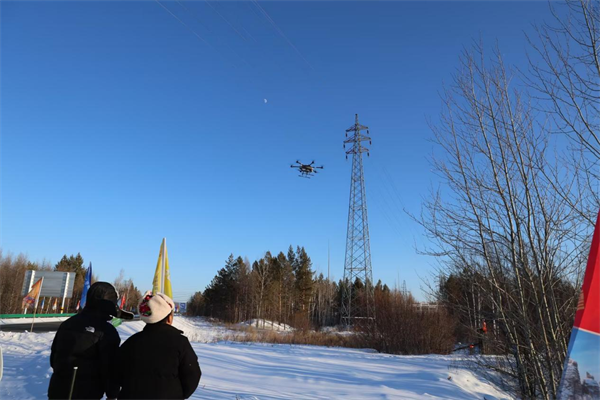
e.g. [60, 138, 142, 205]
[152, 238, 172, 298]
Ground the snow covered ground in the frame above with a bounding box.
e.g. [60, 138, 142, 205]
[237, 319, 294, 332]
[0, 317, 70, 326]
[0, 316, 514, 399]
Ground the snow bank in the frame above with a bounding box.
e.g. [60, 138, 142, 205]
[238, 319, 294, 332]
[0, 317, 515, 400]
[0, 317, 70, 326]
[320, 326, 355, 336]
[116, 316, 235, 343]
[171, 317, 234, 343]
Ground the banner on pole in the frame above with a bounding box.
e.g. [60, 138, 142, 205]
[558, 211, 600, 399]
[22, 278, 43, 308]
[81, 263, 93, 309]
[152, 238, 172, 298]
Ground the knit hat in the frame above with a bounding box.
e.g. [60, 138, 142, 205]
[139, 291, 175, 324]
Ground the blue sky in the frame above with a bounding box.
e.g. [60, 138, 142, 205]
[0, 1, 557, 302]
[569, 328, 600, 384]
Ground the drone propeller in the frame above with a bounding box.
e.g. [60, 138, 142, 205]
[310, 160, 315, 165]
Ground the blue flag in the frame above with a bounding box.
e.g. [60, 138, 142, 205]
[81, 262, 92, 309]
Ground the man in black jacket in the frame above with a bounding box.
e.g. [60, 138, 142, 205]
[118, 291, 201, 399]
[48, 282, 133, 400]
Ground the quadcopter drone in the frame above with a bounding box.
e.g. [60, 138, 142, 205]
[290, 160, 324, 178]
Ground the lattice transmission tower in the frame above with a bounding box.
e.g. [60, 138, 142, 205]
[342, 114, 374, 326]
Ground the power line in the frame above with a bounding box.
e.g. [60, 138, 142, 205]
[155, 0, 210, 47]
[249, 0, 314, 70]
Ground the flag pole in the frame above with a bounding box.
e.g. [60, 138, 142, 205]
[161, 238, 166, 293]
[30, 277, 44, 332]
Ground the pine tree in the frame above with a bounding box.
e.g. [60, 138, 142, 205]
[279, 251, 295, 324]
[203, 254, 239, 321]
[294, 246, 314, 321]
[54, 253, 86, 312]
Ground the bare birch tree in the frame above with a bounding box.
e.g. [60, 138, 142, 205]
[421, 43, 587, 399]
[526, 0, 600, 223]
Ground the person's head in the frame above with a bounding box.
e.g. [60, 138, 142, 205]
[85, 281, 134, 321]
[139, 291, 174, 325]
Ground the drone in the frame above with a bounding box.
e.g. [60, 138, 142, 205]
[290, 160, 324, 178]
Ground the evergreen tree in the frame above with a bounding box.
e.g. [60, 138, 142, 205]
[294, 246, 313, 317]
[203, 254, 238, 321]
[54, 253, 86, 312]
[187, 292, 205, 316]
[279, 251, 295, 324]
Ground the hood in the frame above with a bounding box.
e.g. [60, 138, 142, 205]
[85, 281, 134, 321]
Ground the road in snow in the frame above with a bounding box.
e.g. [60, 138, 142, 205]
[0, 317, 514, 399]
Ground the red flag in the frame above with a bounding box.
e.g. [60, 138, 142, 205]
[573, 212, 600, 334]
[120, 294, 126, 309]
[558, 211, 600, 399]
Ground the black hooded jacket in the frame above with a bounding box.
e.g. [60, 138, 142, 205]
[48, 282, 125, 400]
[117, 323, 201, 399]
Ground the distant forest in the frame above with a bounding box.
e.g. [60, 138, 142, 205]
[186, 245, 388, 329]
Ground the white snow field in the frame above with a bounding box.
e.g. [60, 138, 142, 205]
[0, 317, 514, 399]
[237, 319, 295, 332]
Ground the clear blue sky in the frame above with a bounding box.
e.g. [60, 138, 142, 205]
[1, 1, 556, 302]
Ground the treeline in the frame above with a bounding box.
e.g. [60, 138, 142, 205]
[188, 246, 457, 355]
[0, 251, 141, 314]
[188, 246, 392, 329]
[0, 252, 53, 314]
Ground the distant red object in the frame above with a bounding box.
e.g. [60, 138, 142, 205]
[482, 321, 487, 334]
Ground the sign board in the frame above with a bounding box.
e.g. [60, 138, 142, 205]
[21, 270, 76, 298]
[179, 302, 187, 313]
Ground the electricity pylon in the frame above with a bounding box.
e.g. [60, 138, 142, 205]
[342, 114, 374, 326]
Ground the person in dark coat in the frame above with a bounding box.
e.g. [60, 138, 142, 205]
[118, 291, 201, 399]
[48, 281, 134, 400]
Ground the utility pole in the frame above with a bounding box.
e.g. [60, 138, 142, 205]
[342, 114, 374, 326]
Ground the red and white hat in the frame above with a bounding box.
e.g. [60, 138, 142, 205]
[139, 291, 174, 324]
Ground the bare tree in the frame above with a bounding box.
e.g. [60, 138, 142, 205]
[420, 43, 587, 399]
[526, 0, 600, 222]
[0, 252, 53, 314]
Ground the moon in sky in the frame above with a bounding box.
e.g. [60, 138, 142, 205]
[264, 99, 268, 104]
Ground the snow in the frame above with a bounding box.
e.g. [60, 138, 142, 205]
[584, 377, 599, 388]
[238, 319, 295, 332]
[320, 326, 355, 336]
[0, 316, 514, 400]
[0, 317, 70, 326]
